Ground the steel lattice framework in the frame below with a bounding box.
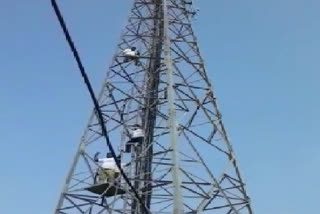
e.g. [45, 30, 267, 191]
[54, 0, 253, 214]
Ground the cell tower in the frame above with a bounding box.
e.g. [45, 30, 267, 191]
[53, 0, 253, 214]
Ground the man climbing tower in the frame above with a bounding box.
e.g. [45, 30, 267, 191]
[123, 47, 140, 66]
[125, 124, 145, 153]
[94, 152, 121, 184]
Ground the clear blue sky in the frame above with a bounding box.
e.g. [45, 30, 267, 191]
[1, 0, 319, 213]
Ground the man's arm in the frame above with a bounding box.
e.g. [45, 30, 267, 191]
[94, 152, 100, 162]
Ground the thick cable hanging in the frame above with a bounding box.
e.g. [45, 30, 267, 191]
[50, 1, 150, 213]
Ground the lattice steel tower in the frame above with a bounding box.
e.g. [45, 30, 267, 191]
[54, 1, 253, 214]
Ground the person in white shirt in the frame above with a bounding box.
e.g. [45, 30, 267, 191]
[123, 47, 140, 65]
[94, 152, 121, 184]
[125, 124, 145, 152]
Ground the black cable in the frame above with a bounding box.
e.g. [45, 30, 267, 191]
[51, 1, 149, 213]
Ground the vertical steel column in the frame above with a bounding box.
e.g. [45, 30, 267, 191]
[133, 1, 163, 214]
[163, 0, 184, 213]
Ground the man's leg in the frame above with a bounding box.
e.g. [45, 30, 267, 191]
[94, 171, 99, 184]
[98, 169, 107, 183]
[125, 143, 132, 153]
[106, 169, 116, 183]
[137, 137, 144, 145]
[114, 172, 120, 184]
[135, 58, 140, 66]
